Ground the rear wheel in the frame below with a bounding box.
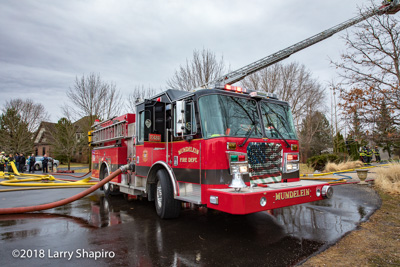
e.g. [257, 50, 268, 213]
[154, 169, 180, 219]
[34, 164, 40, 171]
[100, 166, 117, 197]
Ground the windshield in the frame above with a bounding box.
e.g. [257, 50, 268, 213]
[198, 94, 262, 138]
[260, 101, 297, 140]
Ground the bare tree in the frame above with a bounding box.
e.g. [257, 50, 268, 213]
[167, 48, 227, 91]
[4, 98, 49, 133]
[333, 4, 400, 126]
[48, 115, 82, 170]
[241, 62, 325, 126]
[126, 85, 159, 114]
[64, 73, 124, 128]
[64, 73, 124, 169]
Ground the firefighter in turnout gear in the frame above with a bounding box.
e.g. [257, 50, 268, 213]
[6, 153, 15, 174]
[0, 152, 6, 172]
[366, 146, 373, 164]
[360, 146, 367, 163]
[374, 146, 381, 163]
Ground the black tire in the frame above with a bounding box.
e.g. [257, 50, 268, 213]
[34, 164, 40, 171]
[155, 169, 180, 219]
[100, 166, 119, 197]
[100, 166, 112, 197]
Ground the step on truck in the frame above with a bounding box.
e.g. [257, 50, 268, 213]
[89, 0, 400, 218]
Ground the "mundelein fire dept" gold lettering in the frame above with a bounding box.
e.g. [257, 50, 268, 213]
[275, 188, 310, 200]
[178, 147, 199, 155]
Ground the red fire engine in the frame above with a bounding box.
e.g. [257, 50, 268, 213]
[91, 87, 333, 219]
[90, 1, 399, 218]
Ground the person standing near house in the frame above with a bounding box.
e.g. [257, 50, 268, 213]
[28, 154, 36, 173]
[374, 146, 381, 163]
[42, 154, 49, 174]
[19, 153, 26, 173]
[0, 152, 5, 172]
[359, 148, 365, 163]
[7, 153, 16, 174]
[366, 146, 373, 164]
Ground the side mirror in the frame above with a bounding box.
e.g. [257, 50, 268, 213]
[175, 100, 185, 135]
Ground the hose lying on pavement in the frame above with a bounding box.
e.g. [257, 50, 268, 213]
[0, 177, 97, 187]
[49, 171, 92, 178]
[0, 186, 95, 193]
[0, 164, 132, 215]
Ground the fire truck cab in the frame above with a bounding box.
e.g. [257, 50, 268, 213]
[91, 85, 333, 219]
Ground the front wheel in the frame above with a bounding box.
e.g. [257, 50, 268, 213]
[154, 169, 180, 219]
[34, 164, 40, 171]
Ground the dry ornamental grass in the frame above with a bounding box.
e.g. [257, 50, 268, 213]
[375, 164, 400, 194]
[323, 160, 364, 173]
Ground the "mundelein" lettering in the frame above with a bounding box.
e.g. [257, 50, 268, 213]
[275, 189, 310, 201]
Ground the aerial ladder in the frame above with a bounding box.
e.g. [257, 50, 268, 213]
[200, 0, 400, 88]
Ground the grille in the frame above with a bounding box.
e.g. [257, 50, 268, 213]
[247, 142, 282, 184]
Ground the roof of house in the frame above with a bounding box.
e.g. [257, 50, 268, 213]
[33, 121, 56, 144]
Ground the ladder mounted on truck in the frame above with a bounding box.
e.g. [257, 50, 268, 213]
[198, 0, 400, 89]
[91, 119, 128, 145]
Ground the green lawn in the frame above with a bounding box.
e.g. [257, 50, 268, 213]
[58, 163, 89, 168]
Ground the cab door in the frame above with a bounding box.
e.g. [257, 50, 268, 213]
[172, 99, 201, 184]
[136, 100, 167, 177]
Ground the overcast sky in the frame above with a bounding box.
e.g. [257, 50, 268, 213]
[0, 0, 374, 122]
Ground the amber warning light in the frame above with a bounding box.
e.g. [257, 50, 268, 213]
[224, 84, 246, 93]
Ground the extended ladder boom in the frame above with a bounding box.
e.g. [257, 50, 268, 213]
[200, 0, 400, 88]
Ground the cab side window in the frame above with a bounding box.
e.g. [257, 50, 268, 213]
[138, 110, 151, 143]
[174, 100, 196, 136]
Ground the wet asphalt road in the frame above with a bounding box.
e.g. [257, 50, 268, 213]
[0, 180, 380, 267]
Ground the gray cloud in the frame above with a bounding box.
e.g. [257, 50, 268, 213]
[0, 0, 367, 121]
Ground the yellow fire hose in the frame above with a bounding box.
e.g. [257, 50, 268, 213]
[0, 186, 95, 193]
[300, 163, 391, 179]
[0, 177, 96, 187]
[0, 162, 97, 187]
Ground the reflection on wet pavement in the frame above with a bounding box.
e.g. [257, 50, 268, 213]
[0, 184, 380, 266]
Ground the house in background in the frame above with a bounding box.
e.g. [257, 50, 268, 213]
[33, 121, 55, 157]
[33, 117, 90, 163]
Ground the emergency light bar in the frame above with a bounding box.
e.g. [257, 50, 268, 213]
[249, 91, 278, 100]
[209, 84, 279, 100]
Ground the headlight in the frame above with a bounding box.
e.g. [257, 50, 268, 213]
[284, 153, 300, 173]
[231, 165, 239, 173]
[231, 164, 248, 174]
[286, 163, 299, 171]
[239, 165, 248, 173]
